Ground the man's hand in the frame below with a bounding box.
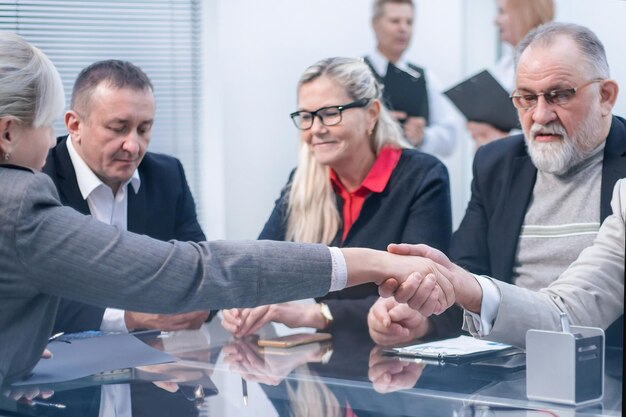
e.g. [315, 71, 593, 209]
[124, 310, 209, 332]
[368, 345, 425, 394]
[368, 297, 431, 346]
[466, 121, 508, 148]
[222, 302, 327, 337]
[387, 243, 483, 313]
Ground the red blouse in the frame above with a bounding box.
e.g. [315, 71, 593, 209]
[330, 146, 402, 242]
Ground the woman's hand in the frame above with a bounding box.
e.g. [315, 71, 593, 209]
[222, 303, 327, 337]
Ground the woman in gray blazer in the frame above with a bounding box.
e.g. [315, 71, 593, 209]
[0, 32, 453, 384]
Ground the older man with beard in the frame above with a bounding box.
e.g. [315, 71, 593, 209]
[367, 22, 625, 347]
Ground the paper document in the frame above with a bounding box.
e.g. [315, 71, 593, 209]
[389, 335, 514, 363]
[13, 333, 176, 386]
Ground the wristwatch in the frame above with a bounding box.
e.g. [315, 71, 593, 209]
[319, 303, 334, 328]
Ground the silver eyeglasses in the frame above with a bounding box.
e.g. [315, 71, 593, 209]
[510, 79, 604, 110]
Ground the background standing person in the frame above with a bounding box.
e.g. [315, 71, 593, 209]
[467, 0, 555, 147]
[364, 0, 458, 157]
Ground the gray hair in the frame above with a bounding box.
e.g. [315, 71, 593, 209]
[0, 32, 65, 127]
[515, 22, 610, 78]
[372, 0, 414, 21]
[71, 59, 153, 116]
[298, 57, 408, 152]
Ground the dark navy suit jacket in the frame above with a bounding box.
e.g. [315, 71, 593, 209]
[437, 115, 626, 346]
[259, 148, 452, 333]
[44, 136, 206, 333]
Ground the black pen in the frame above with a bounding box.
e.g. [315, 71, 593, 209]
[241, 377, 248, 406]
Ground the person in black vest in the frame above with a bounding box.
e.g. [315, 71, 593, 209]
[364, 0, 457, 158]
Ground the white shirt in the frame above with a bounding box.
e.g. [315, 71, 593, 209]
[367, 49, 458, 157]
[488, 49, 516, 93]
[67, 136, 141, 332]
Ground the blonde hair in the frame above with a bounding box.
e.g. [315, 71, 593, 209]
[0, 32, 64, 128]
[287, 366, 341, 417]
[285, 57, 409, 244]
[506, 0, 555, 44]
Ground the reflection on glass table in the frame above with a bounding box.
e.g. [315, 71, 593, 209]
[0, 319, 621, 417]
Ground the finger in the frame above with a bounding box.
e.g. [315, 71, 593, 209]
[370, 299, 393, 328]
[387, 243, 428, 256]
[388, 303, 419, 322]
[41, 349, 53, 359]
[378, 278, 399, 298]
[244, 309, 275, 336]
[405, 274, 439, 315]
[392, 272, 421, 304]
[434, 264, 456, 308]
[370, 325, 410, 346]
[412, 285, 441, 317]
[221, 318, 239, 334]
[368, 359, 405, 381]
[237, 307, 270, 336]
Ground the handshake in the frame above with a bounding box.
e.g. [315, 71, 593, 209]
[347, 243, 482, 325]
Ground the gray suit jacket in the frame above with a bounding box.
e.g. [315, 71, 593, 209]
[0, 166, 332, 384]
[465, 179, 625, 347]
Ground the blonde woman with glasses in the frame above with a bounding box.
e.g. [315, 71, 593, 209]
[222, 57, 452, 337]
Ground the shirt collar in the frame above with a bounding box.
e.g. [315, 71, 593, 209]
[369, 49, 422, 80]
[66, 135, 141, 199]
[330, 146, 402, 194]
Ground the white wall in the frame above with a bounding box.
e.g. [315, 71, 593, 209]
[200, 0, 626, 240]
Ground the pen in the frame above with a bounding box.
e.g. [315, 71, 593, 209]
[241, 377, 248, 406]
[48, 332, 64, 342]
[29, 399, 66, 410]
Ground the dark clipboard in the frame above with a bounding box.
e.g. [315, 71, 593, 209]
[444, 70, 520, 132]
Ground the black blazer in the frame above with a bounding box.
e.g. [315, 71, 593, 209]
[259, 149, 452, 333]
[440, 115, 626, 346]
[44, 136, 206, 333]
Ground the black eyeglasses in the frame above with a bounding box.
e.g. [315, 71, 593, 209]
[290, 98, 371, 130]
[510, 79, 604, 110]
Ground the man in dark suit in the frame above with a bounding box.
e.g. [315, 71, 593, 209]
[44, 60, 210, 334]
[368, 22, 625, 347]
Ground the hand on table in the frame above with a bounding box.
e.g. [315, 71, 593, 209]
[222, 338, 327, 386]
[368, 297, 431, 346]
[222, 302, 326, 337]
[368, 345, 425, 394]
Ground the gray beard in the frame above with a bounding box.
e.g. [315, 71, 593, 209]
[524, 115, 602, 176]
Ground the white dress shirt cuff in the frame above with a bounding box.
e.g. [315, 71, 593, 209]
[464, 275, 501, 337]
[100, 308, 129, 333]
[328, 247, 347, 291]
